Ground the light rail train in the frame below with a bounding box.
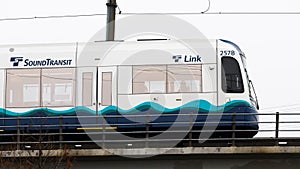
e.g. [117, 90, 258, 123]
[0, 39, 259, 138]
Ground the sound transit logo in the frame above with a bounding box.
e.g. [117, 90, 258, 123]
[10, 57, 23, 66]
[172, 55, 182, 62]
[10, 57, 72, 67]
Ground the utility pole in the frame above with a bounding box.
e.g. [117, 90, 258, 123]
[106, 0, 117, 41]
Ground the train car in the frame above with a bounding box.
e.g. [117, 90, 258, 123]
[0, 39, 259, 138]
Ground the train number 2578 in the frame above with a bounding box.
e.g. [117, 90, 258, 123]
[220, 50, 235, 56]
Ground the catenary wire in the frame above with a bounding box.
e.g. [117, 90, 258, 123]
[2, 11, 300, 22]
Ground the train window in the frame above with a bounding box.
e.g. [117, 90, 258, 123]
[6, 69, 41, 108]
[132, 66, 166, 94]
[42, 68, 75, 107]
[102, 72, 112, 106]
[221, 57, 244, 93]
[6, 68, 76, 108]
[82, 72, 93, 106]
[167, 65, 202, 93]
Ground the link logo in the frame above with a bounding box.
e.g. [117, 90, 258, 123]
[10, 57, 23, 66]
[173, 55, 202, 63]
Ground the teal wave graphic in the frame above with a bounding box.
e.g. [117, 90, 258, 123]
[0, 100, 251, 117]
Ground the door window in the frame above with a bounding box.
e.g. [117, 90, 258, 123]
[102, 72, 112, 106]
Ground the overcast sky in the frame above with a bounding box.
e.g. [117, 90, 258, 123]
[1, 0, 300, 115]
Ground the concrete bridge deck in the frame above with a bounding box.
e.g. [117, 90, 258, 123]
[2, 146, 300, 169]
[2, 146, 300, 158]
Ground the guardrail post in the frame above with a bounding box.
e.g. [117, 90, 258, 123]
[102, 115, 105, 148]
[232, 113, 236, 147]
[59, 116, 63, 149]
[17, 117, 20, 150]
[189, 112, 193, 147]
[146, 113, 149, 148]
[275, 112, 279, 146]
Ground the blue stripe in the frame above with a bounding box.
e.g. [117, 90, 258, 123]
[0, 100, 252, 117]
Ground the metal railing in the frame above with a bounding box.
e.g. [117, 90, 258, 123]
[0, 112, 299, 150]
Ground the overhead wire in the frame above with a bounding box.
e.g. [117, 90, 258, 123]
[0, 13, 107, 22]
[1, 0, 209, 21]
[1, 0, 300, 21]
[2, 11, 300, 22]
[201, 0, 211, 13]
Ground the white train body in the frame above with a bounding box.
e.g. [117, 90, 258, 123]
[0, 39, 259, 136]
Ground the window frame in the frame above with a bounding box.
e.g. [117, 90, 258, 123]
[101, 72, 113, 106]
[132, 64, 203, 95]
[82, 72, 93, 106]
[167, 64, 202, 94]
[221, 57, 245, 93]
[6, 68, 41, 108]
[41, 67, 76, 107]
[5, 67, 76, 108]
[132, 65, 167, 94]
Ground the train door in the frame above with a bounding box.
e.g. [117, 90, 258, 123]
[98, 66, 118, 126]
[77, 67, 98, 128]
